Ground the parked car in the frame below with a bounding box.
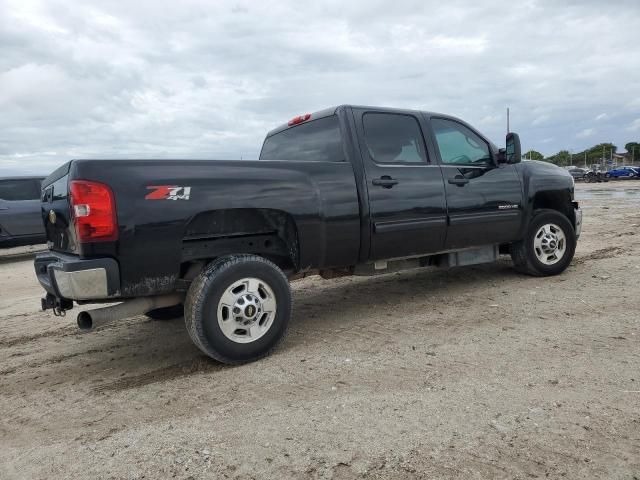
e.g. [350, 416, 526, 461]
[584, 167, 609, 183]
[34, 105, 581, 364]
[605, 166, 639, 179]
[0, 176, 46, 247]
[567, 167, 587, 181]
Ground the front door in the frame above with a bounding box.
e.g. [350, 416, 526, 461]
[427, 117, 523, 250]
[353, 109, 447, 261]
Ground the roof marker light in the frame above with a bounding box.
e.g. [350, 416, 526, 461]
[288, 113, 311, 126]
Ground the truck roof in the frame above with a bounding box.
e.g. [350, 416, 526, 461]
[265, 104, 449, 138]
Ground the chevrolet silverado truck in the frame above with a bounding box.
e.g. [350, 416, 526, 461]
[35, 105, 582, 364]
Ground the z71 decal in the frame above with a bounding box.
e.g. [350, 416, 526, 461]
[145, 185, 192, 201]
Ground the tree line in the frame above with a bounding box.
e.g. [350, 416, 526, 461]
[523, 142, 640, 167]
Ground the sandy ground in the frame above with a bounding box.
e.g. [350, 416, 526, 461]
[1, 181, 639, 479]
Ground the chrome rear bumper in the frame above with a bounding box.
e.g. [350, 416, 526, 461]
[34, 252, 120, 301]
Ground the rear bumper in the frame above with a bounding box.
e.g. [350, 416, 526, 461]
[34, 251, 120, 301]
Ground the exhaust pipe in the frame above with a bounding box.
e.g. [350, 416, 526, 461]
[77, 293, 184, 331]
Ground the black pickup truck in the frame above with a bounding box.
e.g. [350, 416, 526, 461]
[35, 105, 582, 364]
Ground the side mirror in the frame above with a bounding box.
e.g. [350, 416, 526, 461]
[505, 132, 522, 164]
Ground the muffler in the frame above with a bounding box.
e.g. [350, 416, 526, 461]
[77, 293, 184, 331]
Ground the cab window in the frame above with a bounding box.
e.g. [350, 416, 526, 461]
[363, 113, 428, 164]
[260, 115, 344, 162]
[431, 118, 492, 166]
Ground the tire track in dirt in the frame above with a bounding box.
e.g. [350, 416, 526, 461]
[0, 315, 156, 349]
[92, 356, 224, 393]
[0, 347, 110, 376]
[573, 246, 625, 264]
[0, 325, 77, 348]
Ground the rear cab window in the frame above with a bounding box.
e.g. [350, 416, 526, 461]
[0, 179, 41, 201]
[260, 115, 344, 162]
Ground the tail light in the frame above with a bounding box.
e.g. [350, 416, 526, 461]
[69, 180, 118, 243]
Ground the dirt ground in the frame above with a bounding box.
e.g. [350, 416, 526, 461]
[1, 181, 639, 480]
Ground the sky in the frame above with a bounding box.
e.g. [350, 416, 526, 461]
[1, 0, 639, 175]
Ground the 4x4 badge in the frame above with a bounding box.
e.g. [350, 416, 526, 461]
[145, 186, 191, 201]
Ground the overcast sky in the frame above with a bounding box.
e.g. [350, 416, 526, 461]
[1, 0, 639, 175]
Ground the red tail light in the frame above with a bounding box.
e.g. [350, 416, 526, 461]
[69, 180, 118, 243]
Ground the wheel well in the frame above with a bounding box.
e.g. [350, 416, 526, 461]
[181, 208, 299, 272]
[532, 191, 575, 225]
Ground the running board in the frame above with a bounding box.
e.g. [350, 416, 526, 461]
[352, 245, 500, 276]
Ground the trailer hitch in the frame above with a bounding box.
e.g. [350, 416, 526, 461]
[41, 293, 73, 317]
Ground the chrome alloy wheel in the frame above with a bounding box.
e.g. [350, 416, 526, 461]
[217, 277, 277, 343]
[533, 223, 567, 266]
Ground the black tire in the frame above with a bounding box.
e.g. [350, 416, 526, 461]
[510, 209, 576, 276]
[145, 304, 184, 320]
[184, 255, 291, 364]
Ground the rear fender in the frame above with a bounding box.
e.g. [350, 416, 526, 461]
[181, 208, 299, 271]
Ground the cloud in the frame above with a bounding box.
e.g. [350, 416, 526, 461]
[627, 119, 640, 132]
[577, 128, 595, 138]
[1, 0, 640, 173]
[531, 115, 550, 126]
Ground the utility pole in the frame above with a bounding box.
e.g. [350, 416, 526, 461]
[507, 107, 510, 134]
[610, 147, 613, 167]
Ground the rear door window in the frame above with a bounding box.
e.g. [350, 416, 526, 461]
[362, 113, 428, 164]
[0, 179, 41, 201]
[260, 115, 344, 162]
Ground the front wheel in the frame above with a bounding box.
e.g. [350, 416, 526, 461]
[511, 209, 576, 276]
[184, 255, 291, 364]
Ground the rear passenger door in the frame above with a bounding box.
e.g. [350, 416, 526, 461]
[352, 109, 447, 261]
[0, 178, 44, 239]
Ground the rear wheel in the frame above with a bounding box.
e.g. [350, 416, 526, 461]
[511, 209, 576, 276]
[184, 255, 291, 364]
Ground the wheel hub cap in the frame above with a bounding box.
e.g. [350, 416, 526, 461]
[533, 223, 567, 266]
[217, 278, 277, 344]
